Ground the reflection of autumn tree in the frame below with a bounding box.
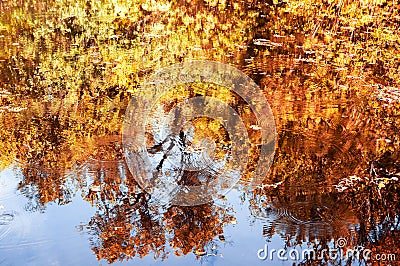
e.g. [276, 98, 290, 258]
[7, 105, 83, 208]
[88, 201, 233, 263]
[164, 204, 233, 256]
[83, 159, 233, 263]
[0, 93, 126, 207]
[87, 192, 168, 263]
[79, 160, 166, 263]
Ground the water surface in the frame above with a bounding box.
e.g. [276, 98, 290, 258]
[0, 0, 399, 265]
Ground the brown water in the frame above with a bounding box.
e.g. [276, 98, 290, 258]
[0, 0, 399, 265]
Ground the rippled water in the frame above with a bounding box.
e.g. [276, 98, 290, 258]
[1, 0, 399, 265]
